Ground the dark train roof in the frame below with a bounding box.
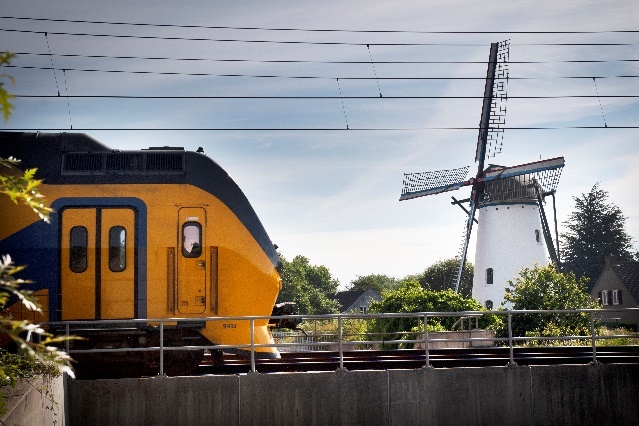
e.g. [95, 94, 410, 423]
[0, 131, 279, 267]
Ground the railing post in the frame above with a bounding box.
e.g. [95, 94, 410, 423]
[508, 312, 515, 365]
[590, 312, 598, 364]
[424, 314, 430, 368]
[65, 323, 70, 354]
[250, 317, 256, 373]
[159, 321, 165, 376]
[338, 316, 344, 370]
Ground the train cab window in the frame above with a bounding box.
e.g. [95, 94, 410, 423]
[70, 226, 88, 273]
[182, 222, 202, 258]
[108, 226, 127, 272]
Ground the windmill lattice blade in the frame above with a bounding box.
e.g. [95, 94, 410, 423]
[482, 157, 564, 204]
[454, 201, 477, 293]
[476, 40, 510, 164]
[483, 157, 564, 183]
[400, 166, 470, 201]
[452, 219, 470, 288]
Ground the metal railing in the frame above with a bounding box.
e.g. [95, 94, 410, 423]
[43, 308, 639, 375]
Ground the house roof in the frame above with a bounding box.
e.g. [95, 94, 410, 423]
[610, 261, 639, 300]
[328, 290, 384, 313]
[594, 256, 639, 301]
[329, 290, 366, 312]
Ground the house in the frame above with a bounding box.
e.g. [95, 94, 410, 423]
[329, 289, 382, 314]
[590, 255, 639, 329]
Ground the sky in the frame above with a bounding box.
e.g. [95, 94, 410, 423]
[1, 0, 638, 289]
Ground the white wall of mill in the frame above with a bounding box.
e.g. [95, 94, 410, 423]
[472, 202, 549, 308]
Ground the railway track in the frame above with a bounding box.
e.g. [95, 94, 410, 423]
[197, 346, 639, 375]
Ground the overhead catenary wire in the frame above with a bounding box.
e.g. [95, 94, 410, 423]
[3, 126, 638, 131]
[6, 65, 639, 80]
[1, 28, 637, 46]
[2, 16, 638, 35]
[3, 17, 636, 135]
[9, 52, 639, 65]
[11, 94, 639, 99]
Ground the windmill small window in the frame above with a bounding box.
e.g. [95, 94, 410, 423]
[485, 300, 493, 310]
[535, 229, 541, 243]
[486, 268, 494, 284]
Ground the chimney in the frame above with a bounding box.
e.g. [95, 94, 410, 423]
[604, 254, 618, 268]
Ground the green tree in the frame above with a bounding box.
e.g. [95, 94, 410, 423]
[276, 255, 340, 315]
[348, 274, 399, 294]
[503, 264, 598, 339]
[408, 258, 474, 297]
[368, 281, 499, 348]
[561, 183, 633, 285]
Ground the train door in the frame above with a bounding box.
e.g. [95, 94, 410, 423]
[60, 207, 136, 320]
[177, 207, 206, 314]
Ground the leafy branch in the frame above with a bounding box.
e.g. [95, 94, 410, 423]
[0, 51, 15, 121]
[0, 157, 53, 223]
[0, 255, 76, 378]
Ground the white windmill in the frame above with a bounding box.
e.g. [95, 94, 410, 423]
[400, 41, 564, 308]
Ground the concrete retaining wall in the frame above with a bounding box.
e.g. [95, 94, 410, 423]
[67, 364, 639, 425]
[1, 374, 65, 426]
[416, 330, 496, 348]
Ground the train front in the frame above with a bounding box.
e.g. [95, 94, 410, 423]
[166, 149, 284, 359]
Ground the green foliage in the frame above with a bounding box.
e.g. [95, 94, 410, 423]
[0, 157, 53, 223]
[368, 281, 500, 348]
[300, 318, 369, 347]
[0, 51, 15, 121]
[0, 256, 75, 375]
[595, 327, 639, 346]
[0, 350, 61, 387]
[409, 258, 474, 297]
[561, 183, 633, 283]
[520, 325, 638, 347]
[502, 264, 598, 339]
[276, 255, 340, 315]
[348, 273, 399, 294]
[0, 350, 62, 417]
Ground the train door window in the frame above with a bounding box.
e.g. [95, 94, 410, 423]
[108, 226, 127, 272]
[486, 268, 494, 285]
[69, 226, 88, 273]
[182, 222, 202, 258]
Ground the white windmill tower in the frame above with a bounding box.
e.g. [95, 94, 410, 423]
[399, 41, 565, 308]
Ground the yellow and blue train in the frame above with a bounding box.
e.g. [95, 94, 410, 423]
[0, 132, 283, 374]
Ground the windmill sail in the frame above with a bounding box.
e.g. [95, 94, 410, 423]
[536, 191, 560, 265]
[400, 166, 470, 201]
[476, 41, 509, 164]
